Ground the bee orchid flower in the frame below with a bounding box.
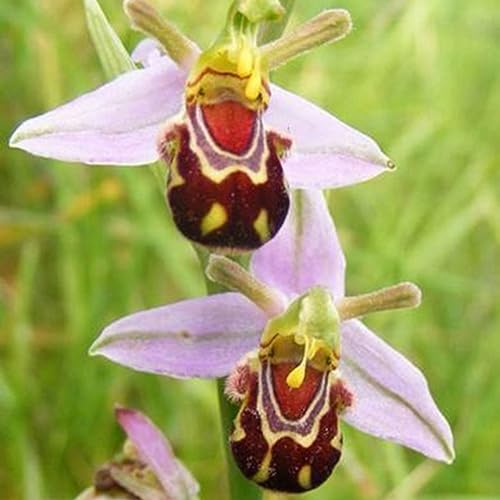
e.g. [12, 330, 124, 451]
[77, 407, 199, 500]
[9, 0, 394, 252]
[90, 189, 454, 493]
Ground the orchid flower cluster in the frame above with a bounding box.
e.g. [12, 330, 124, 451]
[10, 0, 454, 497]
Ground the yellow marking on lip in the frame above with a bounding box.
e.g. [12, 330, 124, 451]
[237, 45, 253, 77]
[160, 123, 184, 190]
[256, 361, 330, 448]
[186, 108, 270, 185]
[200, 159, 268, 185]
[330, 431, 342, 449]
[253, 209, 270, 243]
[231, 402, 248, 443]
[245, 53, 262, 101]
[298, 464, 312, 490]
[286, 334, 330, 389]
[252, 450, 272, 483]
[167, 159, 185, 189]
[201, 202, 228, 235]
[186, 71, 270, 110]
[231, 424, 246, 442]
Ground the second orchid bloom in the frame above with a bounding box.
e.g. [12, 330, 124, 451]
[91, 189, 454, 493]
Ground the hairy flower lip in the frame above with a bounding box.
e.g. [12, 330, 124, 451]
[91, 190, 455, 464]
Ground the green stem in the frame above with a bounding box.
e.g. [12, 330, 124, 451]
[202, 258, 261, 500]
[216, 378, 261, 500]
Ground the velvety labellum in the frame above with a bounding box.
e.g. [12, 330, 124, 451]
[230, 360, 352, 492]
[159, 70, 291, 252]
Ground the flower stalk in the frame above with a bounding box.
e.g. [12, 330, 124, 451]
[216, 378, 262, 500]
[205, 277, 262, 500]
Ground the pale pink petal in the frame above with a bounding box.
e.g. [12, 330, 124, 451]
[9, 58, 185, 165]
[90, 293, 266, 378]
[116, 407, 199, 498]
[340, 320, 455, 463]
[266, 85, 394, 188]
[251, 189, 345, 299]
[132, 38, 164, 67]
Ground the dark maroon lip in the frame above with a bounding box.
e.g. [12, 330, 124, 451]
[162, 122, 290, 252]
[230, 360, 346, 493]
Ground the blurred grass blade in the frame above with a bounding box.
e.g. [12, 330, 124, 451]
[408, 195, 490, 272]
[0, 209, 58, 246]
[384, 461, 439, 500]
[84, 0, 135, 78]
[23, 435, 44, 500]
[0, 370, 15, 409]
[12, 241, 40, 384]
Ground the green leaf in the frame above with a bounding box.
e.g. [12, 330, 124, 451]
[83, 0, 135, 79]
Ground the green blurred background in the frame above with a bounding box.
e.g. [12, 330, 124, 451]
[1, 0, 499, 498]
